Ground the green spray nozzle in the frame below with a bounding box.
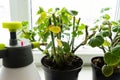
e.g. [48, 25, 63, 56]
[2, 22, 22, 46]
[2, 22, 22, 32]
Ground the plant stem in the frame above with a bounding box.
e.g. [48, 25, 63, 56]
[99, 46, 106, 53]
[58, 16, 62, 39]
[112, 32, 119, 47]
[52, 14, 56, 26]
[108, 23, 112, 42]
[22, 30, 36, 42]
[76, 18, 81, 30]
[73, 25, 88, 53]
[73, 26, 96, 53]
[38, 47, 44, 52]
[49, 18, 56, 55]
[71, 16, 75, 53]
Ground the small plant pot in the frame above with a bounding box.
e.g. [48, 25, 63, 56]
[91, 56, 120, 80]
[41, 56, 83, 80]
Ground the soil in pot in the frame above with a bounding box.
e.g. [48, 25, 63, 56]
[91, 56, 120, 80]
[41, 55, 83, 80]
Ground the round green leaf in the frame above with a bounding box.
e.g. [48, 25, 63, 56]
[112, 45, 120, 57]
[112, 26, 120, 32]
[112, 26, 118, 32]
[88, 35, 104, 47]
[117, 26, 120, 32]
[101, 26, 109, 30]
[104, 52, 120, 66]
[102, 31, 109, 37]
[102, 65, 113, 77]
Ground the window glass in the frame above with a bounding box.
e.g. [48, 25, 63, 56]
[31, 0, 117, 54]
[31, 0, 117, 25]
[0, 0, 10, 43]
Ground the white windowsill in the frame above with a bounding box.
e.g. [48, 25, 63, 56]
[37, 66, 92, 80]
[0, 47, 101, 80]
[0, 64, 92, 80]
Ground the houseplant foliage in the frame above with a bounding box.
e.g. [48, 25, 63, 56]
[20, 7, 97, 80]
[88, 7, 120, 77]
[20, 7, 96, 70]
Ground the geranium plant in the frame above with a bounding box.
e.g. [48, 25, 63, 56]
[88, 7, 120, 77]
[20, 7, 95, 69]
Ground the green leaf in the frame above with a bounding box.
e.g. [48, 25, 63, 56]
[102, 65, 113, 77]
[56, 47, 63, 54]
[77, 31, 83, 35]
[22, 21, 28, 26]
[88, 35, 104, 47]
[101, 7, 111, 13]
[62, 41, 70, 53]
[46, 41, 52, 49]
[94, 19, 100, 23]
[48, 8, 53, 13]
[111, 21, 118, 26]
[61, 7, 68, 14]
[70, 10, 78, 16]
[103, 40, 110, 46]
[111, 45, 120, 57]
[104, 52, 120, 66]
[102, 14, 110, 20]
[55, 8, 60, 11]
[62, 15, 70, 24]
[72, 31, 77, 37]
[112, 26, 120, 32]
[102, 31, 109, 37]
[101, 26, 109, 30]
[37, 7, 44, 14]
[36, 17, 43, 24]
[112, 26, 118, 32]
[63, 33, 70, 36]
[102, 21, 109, 25]
[117, 26, 120, 32]
[79, 23, 85, 30]
[90, 26, 98, 30]
[42, 32, 50, 42]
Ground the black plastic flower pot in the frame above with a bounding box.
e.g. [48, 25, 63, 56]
[41, 56, 83, 80]
[91, 56, 120, 80]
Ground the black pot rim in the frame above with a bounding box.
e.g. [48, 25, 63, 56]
[41, 55, 83, 72]
[91, 56, 104, 70]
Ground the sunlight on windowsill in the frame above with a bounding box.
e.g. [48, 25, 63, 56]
[37, 66, 92, 80]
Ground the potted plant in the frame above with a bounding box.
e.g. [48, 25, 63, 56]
[20, 7, 95, 80]
[88, 7, 120, 80]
